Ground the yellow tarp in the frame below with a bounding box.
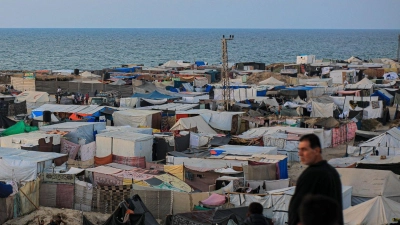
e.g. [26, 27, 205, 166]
[156, 174, 192, 193]
[133, 180, 150, 187]
[164, 165, 184, 180]
[19, 178, 40, 216]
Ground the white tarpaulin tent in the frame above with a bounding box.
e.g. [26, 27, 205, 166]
[170, 115, 217, 134]
[175, 109, 244, 131]
[359, 128, 400, 149]
[259, 77, 284, 85]
[0, 131, 61, 149]
[39, 122, 106, 144]
[15, 91, 56, 110]
[311, 101, 334, 117]
[346, 78, 374, 92]
[163, 60, 185, 68]
[343, 196, 400, 225]
[112, 109, 161, 128]
[337, 168, 400, 205]
[0, 148, 67, 181]
[229, 186, 352, 225]
[96, 131, 154, 161]
[109, 79, 126, 85]
[81, 71, 101, 78]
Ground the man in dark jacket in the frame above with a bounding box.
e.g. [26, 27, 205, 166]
[298, 195, 341, 225]
[288, 134, 343, 225]
[243, 202, 270, 225]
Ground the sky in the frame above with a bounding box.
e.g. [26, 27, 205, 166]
[1, 0, 400, 29]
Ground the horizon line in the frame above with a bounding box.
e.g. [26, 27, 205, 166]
[0, 27, 399, 30]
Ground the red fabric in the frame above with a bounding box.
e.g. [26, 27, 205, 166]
[95, 154, 113, 165]
[175, 114, 188, 122]
[56, 184, 74, 209]
[112, 155, 146, 168]
[332, 122, 357, 147]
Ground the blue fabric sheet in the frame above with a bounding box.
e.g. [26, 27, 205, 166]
[278, 158, 288, 179]
[0, 183, 13, 198]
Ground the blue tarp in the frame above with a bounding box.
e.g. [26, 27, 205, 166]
[371, 90, 393, 106]
[278, 158, 288, 179]
[205, 85, 213, 93]
[114, 67, 140, 73]
[195, 61, 206, 66]
[0, 183, 13, 198]
[112, 75, 137, 79]
[174, 81, 189, 88]
[131, 91, 179, 99]
[272, 86, 287, 90]
[257, 90, 267, 96]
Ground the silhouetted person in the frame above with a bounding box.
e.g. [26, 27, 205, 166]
[243, 202, 270, 225]
[288, 134, 343, 225]
[298, 195, 341, 225]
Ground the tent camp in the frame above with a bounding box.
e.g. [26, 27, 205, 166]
[112, 109, 161, 128]
[259, 77, 285, 85]
[310, 97, 336, 118]
[336, 168, 400, 205]
[345, 78, 374, 94]
[15, 91, 56, 111]
[343, 196, 400, 225]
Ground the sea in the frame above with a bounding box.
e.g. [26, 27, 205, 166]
[0, 28, 399, 70]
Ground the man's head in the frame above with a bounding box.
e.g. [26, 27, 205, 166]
[247, 202, 264, 217]
[298, 195, 341, 225]
[298, 134, 322, 165]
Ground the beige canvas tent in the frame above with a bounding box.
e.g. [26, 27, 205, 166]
[344, 196, 400, 225]
[259, 77, 284, 85]
[15, 91, 56, 111]
[112, 109, 160, 128]
[163, 60, 184, 68]
[170, 115, 217, 134]
[337, 168, 400, 205]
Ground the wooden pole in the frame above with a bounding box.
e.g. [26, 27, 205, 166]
[19, 189, 39, 210]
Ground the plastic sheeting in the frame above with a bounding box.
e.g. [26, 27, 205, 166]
[39, 122, 106, 144]
[120, 97, 139, 108]
[311, 102, 334, 118]
[170, 115, 217, 134]
[0, 158, 37, 181]
[113, 109, 160, 128]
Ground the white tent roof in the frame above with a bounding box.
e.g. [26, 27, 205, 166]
[163, 60, 184, 68]
[81, 71, 101, 78]
[337, 168, 400, 198]
[112, 109, 161, 128]
[259, 77, 284, 85]
[347, 56, 363, 63]
[346, 78, 374, 89]
[344, 196, 400, 225]
[170, 115, 217, 134]
[15, 91, 52, 103]
[359, 127, 400, 148]
[109, 79, 126, 85]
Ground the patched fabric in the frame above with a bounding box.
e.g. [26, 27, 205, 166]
[80, 142, 96, 161]
[61, 138, 80, 159]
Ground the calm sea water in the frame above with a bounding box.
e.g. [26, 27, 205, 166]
[0, 28, 399, 70]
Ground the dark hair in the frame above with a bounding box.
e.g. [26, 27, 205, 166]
[248, 202, 264, 215]
[299, 195, 341, 225]
[299, 134, 321, 150]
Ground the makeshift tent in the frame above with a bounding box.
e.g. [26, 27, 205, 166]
[311, 101, 335, 118]
[132, 90, 179, 100]
[32, 104, 106, 118]
[358, 128, 400, 156]
[314, 117, 340, 128]
[343, 196, 400, 225]
[0, 148, 67, 181]
[357, 156, 400, 175]
[39, 122, 106, 144]
[163, 60, 185, 68]
[109, 79, 126, 85]
[259, 77, 284, 85]
[371, 89, 393, 106]
[0, 131, 61, 150]
[337, 168, 400, 205]
[1, 121, 38, 137]
[328, 157, 361, 168]
[81, 71, 101, 78]
[346, 78, 374, 93]
[383, 72, 399, 80]
[96, 131, 154, 162]
[15, 91, 56, 110]
[0, 115, 16, 129]
[170, 115, 217, 134]
[113, 109, 161, 128]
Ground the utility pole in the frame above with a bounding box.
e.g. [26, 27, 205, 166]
[397, 34, 400, 62]
[221, 35, 234, 111]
